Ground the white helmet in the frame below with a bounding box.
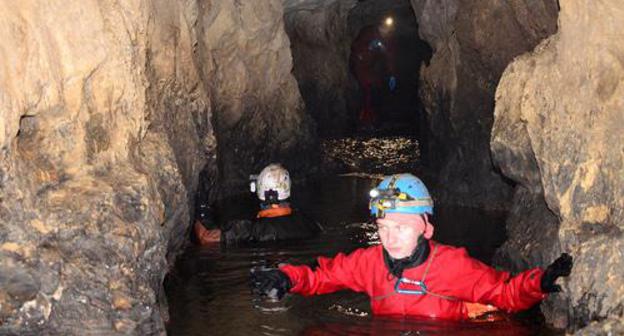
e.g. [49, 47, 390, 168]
[253, 164, 291, 201]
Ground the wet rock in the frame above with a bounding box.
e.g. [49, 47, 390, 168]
[0, 0, 310, 334]
[574, 317, 624, 336]
[493, 187, 561, 275]
[4, 270, 40, 303]
[492, 0, 624, 330]
[492, 187, 568, 328]
[200, 1, 315, 192]
[284, 0, 358, 137]
[0, 256, 40, 320]
[410, 0, 559, 209]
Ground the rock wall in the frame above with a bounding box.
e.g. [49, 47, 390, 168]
[492, 0, 624, 332]
[203, 1, 315, 189]
[283, 0, 357, 137]
[0, 0, 310, 334]
[410, 0, 559, 209]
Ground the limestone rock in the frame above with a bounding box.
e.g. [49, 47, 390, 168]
[492, 187, 568, 327]
[199, 1, 315, 190]
[492, 0, 624, 330]
[410, 0, 559, 209]
[574, 317, 624, 336]
[0, 0, 310, 334]
[284, 0, 357, 137]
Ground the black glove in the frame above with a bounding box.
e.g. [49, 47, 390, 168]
[250, 267, 291, 300]
[541, 253, 573, 293]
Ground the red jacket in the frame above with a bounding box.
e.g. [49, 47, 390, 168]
[280, 241, 546, 320]
[350, 25, 396, 88]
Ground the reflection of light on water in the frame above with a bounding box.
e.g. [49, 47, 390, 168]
[259, 324, 291, 336]
[321, 136, 420, 173]
[252, 295, 292, 314]
[346, 221, 380, 245]
[365, 231, 380, 245]
[329, 304, 369, 317]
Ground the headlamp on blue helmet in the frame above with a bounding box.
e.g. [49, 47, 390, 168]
[369, 174, 433, 218]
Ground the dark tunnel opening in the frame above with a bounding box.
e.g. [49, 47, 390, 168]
[347, 2, 432, 140]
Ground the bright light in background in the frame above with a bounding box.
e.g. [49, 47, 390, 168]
[384, 17, 394, 27]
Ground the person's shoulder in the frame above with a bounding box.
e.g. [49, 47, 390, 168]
[348, 244, 383, 258]
[285, 210, 322, 227]
[431, 241, 471, 259]
[288, 209, 311, 220]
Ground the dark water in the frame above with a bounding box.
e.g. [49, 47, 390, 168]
[165, 176, 562, 336]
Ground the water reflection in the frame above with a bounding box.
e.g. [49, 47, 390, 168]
[166, 176, 561, 335]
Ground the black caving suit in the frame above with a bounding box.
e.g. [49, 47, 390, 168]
[195, 200, 322, 246]
[221, 205, 322, 245]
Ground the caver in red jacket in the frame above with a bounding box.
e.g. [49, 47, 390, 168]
[350, 25, 397, 128]
[280, 240, 546, 320]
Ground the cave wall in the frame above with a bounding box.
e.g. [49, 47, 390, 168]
[0, 0, 310, 334]
[283, 0, 357, 137]
[410, 0, 559, 209]
[203, 1, 315, 190]
[492, 0, 624, 332]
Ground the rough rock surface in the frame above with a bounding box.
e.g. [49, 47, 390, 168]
[0, 0, 310, 334]
[492, 0, 624, 331]
[205, 1, 315, 191]
[410, 0, 559, 209]
[284, 0, 357, 137]
[573, 317, 624, 336]
[492, 187, 568, 327]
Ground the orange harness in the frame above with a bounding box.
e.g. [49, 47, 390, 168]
[257, 205, 292, 218]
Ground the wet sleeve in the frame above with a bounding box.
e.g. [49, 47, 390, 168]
[447, 248, 546, 312]
[251, 213, 321, 242]
[221, 219, 254, 245]
[279, 248, 370, 296]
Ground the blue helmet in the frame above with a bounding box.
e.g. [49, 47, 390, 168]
[368, 38, 385, 51]
[369, 174, 433, 218]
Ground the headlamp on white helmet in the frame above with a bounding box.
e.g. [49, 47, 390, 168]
[254, 164, 291, 203]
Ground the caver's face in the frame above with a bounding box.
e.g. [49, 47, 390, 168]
[376, 215, 424, 259]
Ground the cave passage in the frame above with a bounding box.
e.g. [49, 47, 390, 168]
[165, 2, 547, 333]
[3, 0, 618, 333]
[162, 0, 576, 333]
[347, 3, 432, 138]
